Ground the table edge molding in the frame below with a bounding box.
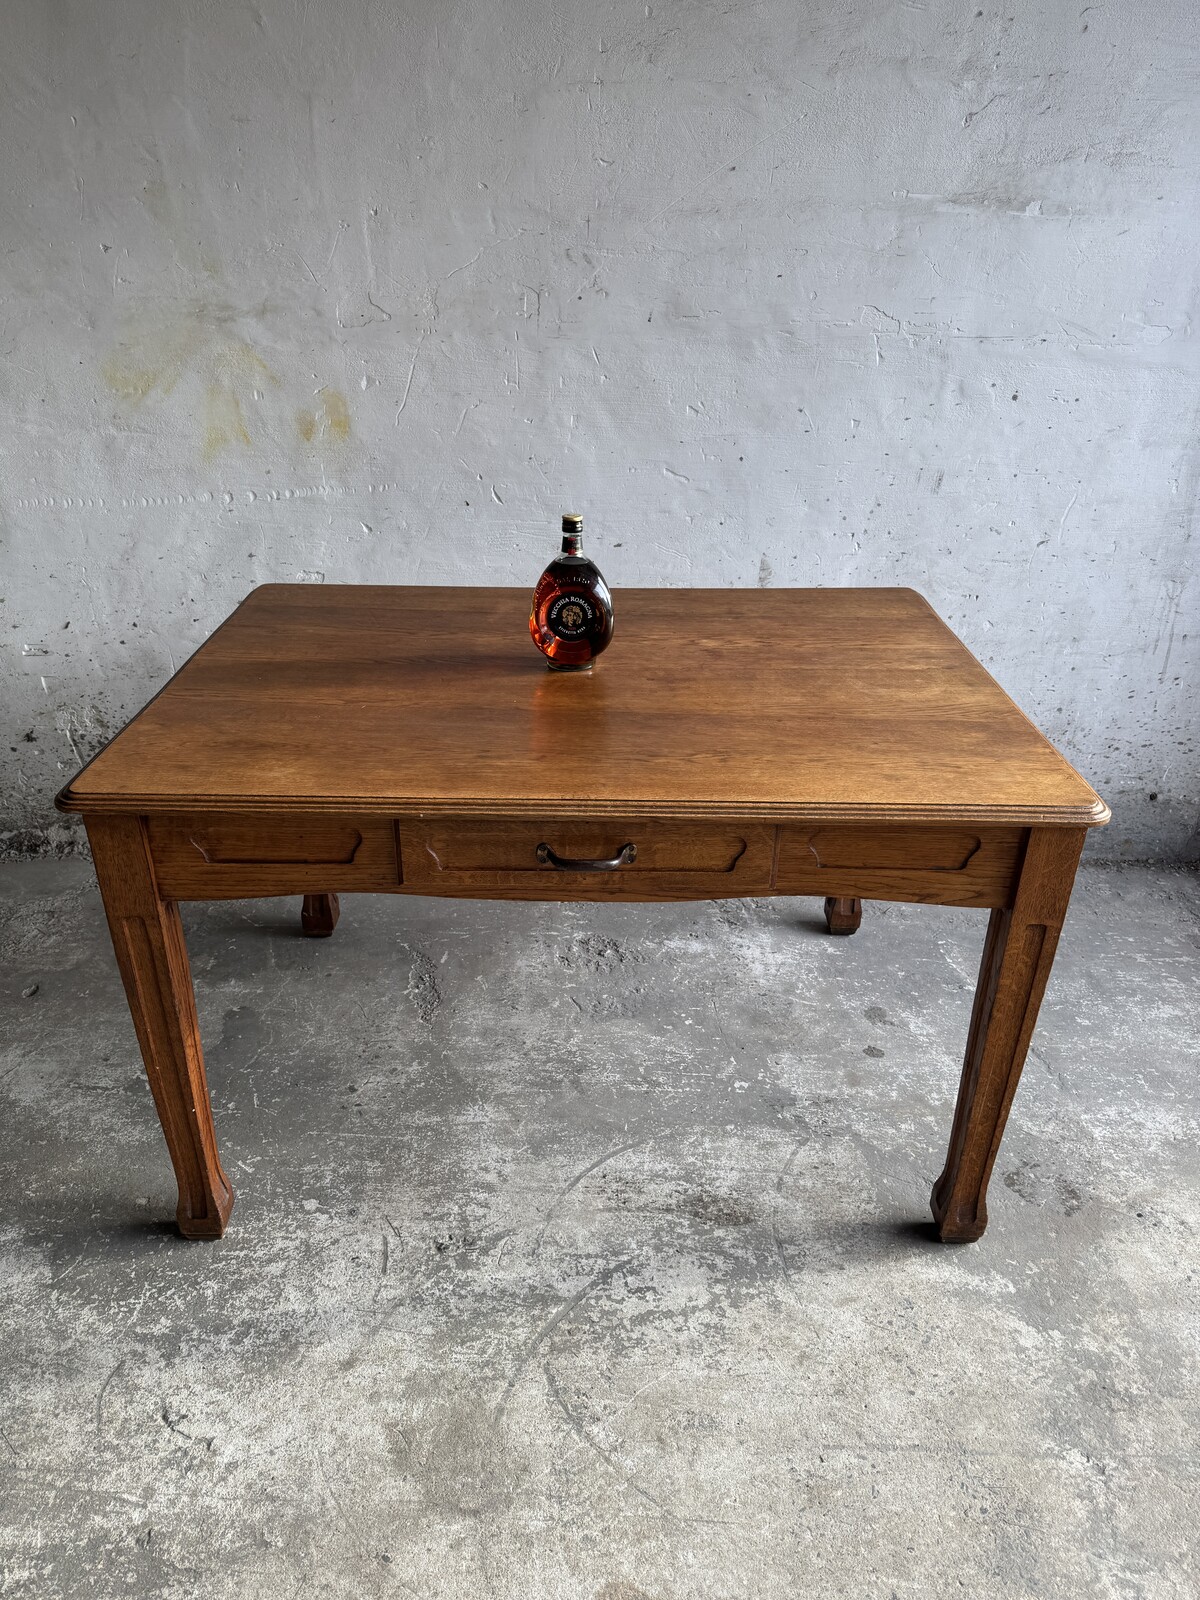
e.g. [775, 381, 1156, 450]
[56, 787, 1111, 828]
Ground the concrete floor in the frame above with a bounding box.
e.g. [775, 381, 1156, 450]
[0, 860, 1197, 1599]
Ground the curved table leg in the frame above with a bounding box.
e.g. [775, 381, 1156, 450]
[824, 896, 862, 935]
[301, 892, 340, 937]
[86, 815, 234, 1239]
[931, 828, 1085, 1242]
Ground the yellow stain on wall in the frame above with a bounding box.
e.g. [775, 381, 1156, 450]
[202, 384, 252, 461]
[214, 338, 279, 389]
[101, 286, 352, 465]
[321, 387, 351, 440]
[102, 320, 202, 405]
[297, 388, 351, 444]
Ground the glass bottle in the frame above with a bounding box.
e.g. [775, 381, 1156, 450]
[529, 513, 614, 670]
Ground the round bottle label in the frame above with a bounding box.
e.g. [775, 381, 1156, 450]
[547, 592, 595, 640]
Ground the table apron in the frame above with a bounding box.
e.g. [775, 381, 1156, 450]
[143, 813, 1029, 908]
[774, 823, 1025, 907]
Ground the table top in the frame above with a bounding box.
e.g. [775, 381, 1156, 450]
[57, 585, 1108, 827]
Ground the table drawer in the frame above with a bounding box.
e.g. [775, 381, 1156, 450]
[399, 818, 775, 900]
[148, 814, 401, 898]
[775, 825, 1025, 907]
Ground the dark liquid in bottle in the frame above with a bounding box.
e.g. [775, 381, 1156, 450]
[529, 519, 613, 670]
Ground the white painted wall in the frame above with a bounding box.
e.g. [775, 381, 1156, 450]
[3, 0, 1196, 858]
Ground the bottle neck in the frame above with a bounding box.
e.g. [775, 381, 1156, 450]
[561, 532, 583, 556]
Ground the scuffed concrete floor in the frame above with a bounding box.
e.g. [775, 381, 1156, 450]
[0, 861, 1197, 1600]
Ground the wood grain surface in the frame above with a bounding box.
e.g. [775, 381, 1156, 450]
[62, 585, 1107, 1244]
[85, 814, 234, 1238]
[57, 586, 1108, 828]
[398, 817, 776, 900]
[931, 826, 1088, 1241]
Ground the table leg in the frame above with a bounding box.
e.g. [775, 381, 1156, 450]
[86, 815, 234, 1239]
[824, 896, 862, 935]
[301, 892, 340, 937]
[930, 827, 1086, 1242]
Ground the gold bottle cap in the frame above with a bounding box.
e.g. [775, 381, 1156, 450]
[561, 512, 583, 532]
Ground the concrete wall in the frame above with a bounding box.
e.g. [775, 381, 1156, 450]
[2, 0, 1196, 859]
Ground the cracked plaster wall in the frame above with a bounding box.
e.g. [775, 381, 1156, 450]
[1, 0, 1196, 858]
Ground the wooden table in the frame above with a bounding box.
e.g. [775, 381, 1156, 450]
[57, 586, 1108, 1244]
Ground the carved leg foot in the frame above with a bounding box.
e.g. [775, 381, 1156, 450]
[301, 892, 340, 937]
[931, 828, 1085, 1242]
[824, 896, 862, 935]
[86, 816, 234, 1239]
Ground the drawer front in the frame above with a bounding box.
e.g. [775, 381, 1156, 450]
[148, 814, 401, 898]
[775, 825, 1025, 907]
[400, 819, 775, 900]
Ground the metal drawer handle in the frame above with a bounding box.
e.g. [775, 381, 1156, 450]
[535, 841, 637, 871]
